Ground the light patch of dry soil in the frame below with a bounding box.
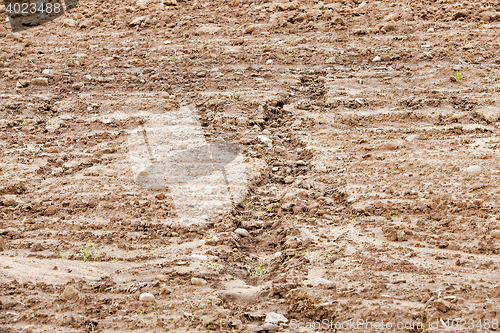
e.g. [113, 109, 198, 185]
[1, 0, 500, 332]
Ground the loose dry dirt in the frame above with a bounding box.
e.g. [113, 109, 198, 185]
[1, 0, 500, 332]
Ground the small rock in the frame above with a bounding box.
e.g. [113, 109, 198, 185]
[244, 25, 257, 34]
[136, 0, 149, 9]
[372, 56, 381, 62]
[316, 166, 327, 173]
[434, 299, 450, 312]
[63, 18, 78, 28]
[491, 230, 500, 239]
[462, 165, 481, 176]
[262, 129, 271, 135]
[427, 27, 435, 32]
[258, 136, 272, 144]
[384, 228, 398, 241]
[139, 293, 155, 302]
[405, 134, 418, 142]
[61, 286, 79, 300]
[155, 193, 166, 200]
[44, 205, 57, 216]
[296, 160, 307, 166]
[265, 312, 288, 324]
[42, 69, 50, 75]
[0, 238, 6, 252]
[234, 228, 250, 237]
[284, 176, 294, 184]
[160, 91, 170, 99]
[391, 278, 406, 284]
[130, 16, 147, 26]
[84, 74, 92, 80]
[191, 277, 207, 287]
[313, 277, 335, 289]
[189, 254, 208, 261]
[31, 77, 49, 86]
[2, 195, 22, 206]
[261, 323, 277, 332]
[160, 285, 172, 295]
[72, 82, 84, 90]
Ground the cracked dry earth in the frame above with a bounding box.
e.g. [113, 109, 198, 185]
[2, 0, 500, 332]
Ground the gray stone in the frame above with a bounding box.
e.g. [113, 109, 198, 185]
[372, 56, 381, 62]
[462, 165, 481, 176]
[139, 293, 155, 302]
[234, 228, 250, 237]
[191, 277, 207, 286]
[262, 323, 277, 331]
[61, 286, 79, 300]
[265, 312, 288, 324]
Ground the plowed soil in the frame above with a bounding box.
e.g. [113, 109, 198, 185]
[1, 0, 500, 332]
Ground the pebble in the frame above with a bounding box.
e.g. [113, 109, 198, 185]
[427, 27, 435, 32]
[266, 60, 273, 65]
[313, 277, 335, 288]
[491, 230, 500, 239]
[462, 165, 481, 176]
[284, 176, 294, 184]
[261, 323, 277, 332]
[85, 75, 92, 80]
[63, 18, 78, 28]
[139, 293, 155, 302]
[42, 69, 50, 75]
[258, 136, 272, 144]
[405, 134, 418, 142]
[189, 254, 209, 261]
[234, 228, 250, 237]
[265, 312, 288, 324]
[60, 286, 79, 300]
[130, 16, 147, 26]
[191, 277, 207, 286]
[44, 205, 57, 216]
[272, 167, 279, 172]
[2, 195, 22, 206]
[160, 91, 170, 99]
[372, 56, 381, 62]
[274, 251, 282, 257]
[262, 129, 271, 135]
[296, 160, 307, 166]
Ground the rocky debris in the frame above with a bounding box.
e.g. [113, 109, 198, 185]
[60, 286, 79, 300]
[434, 299, 450, 312]
[265, 312, 288, 325]
[372, 56, 381, 62]
[139, 293, 155, 302]
[191, 277, 207, 287]
[234, 228, 250, 237]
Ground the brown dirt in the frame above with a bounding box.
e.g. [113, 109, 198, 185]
[1, 0, 500, 332]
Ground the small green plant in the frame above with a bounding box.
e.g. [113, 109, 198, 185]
[245, 261, 268, 277]
[210, 261, 221, 274]
[320, 251, 331, 260]
[340, 218, 354, 226]
[454, 70, 463, 81]
[278, 53, 287, 62]
[79, 239, 101, 262]
[165, 308, 177, 325]
[245, 200, 254, 209]
[420, 314, 425, 332]
[149, 245, 154, 256]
